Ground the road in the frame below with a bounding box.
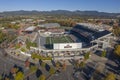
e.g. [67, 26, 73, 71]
[36, 32, 46, 49]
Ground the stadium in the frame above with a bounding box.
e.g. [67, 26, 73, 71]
[37, 23, 112, 52]
[32, 23, 113, 60]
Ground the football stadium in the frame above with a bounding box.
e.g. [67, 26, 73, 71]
[33, 23, 114, 60]
[38, 23, 112, 52]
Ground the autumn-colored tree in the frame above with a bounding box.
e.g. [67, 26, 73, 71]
[15, 43, 20, 49]
[49, 67, 55, 75]
[30, 65, 38, 72]
[74, 60, 81, 69]
[10, 67, 19, 74]
[101, 50, 107, 57]
[113, 27, 120, 36]
[25, 60, 30, 68]
[5, 77, 10, 80]
[14, 71, 24, 80]
[0, 31, 7, 43]
[114, 45, 120, 57]
[62, 62, 67, 71]
[79, 61, 85, 68]
[41, 62, 46, 68]
[38, 75, 46, 80]
[84, 52, 90, 60]
[55, 61, 60, 69]
[0, 75, 2, 80]
[104, 73, 116, 80]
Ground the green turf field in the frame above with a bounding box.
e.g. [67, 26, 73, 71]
[46, 36, 73, 45]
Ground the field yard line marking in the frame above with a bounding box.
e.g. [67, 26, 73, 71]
[49, 37, 51, 44]
[51, 37, 54, 44]
[64, 36, 70, 43]
[50, 37, 52, 44]
[52, 37, 54, 43]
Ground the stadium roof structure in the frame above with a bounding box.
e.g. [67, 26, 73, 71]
[25, 26, 36, 31]
[93, 30, 111, 40]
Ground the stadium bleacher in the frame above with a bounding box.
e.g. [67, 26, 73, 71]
[93, 30, 111, 39]
[70, 25, 111, 43]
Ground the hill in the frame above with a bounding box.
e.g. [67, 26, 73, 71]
[0, 10, 120, 18]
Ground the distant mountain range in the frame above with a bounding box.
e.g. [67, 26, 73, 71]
[0, 10, 120, 18]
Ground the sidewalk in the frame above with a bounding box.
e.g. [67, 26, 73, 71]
[5, 49, 39, 64]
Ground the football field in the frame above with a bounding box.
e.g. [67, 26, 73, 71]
[46, 36, 73, 45]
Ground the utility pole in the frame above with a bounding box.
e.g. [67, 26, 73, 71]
[38, 32, 40, 54]
[3, 63, 6, 77]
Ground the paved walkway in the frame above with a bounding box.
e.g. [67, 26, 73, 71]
[5, 49, 39, 64]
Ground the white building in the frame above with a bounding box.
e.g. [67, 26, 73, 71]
[53, 43, 82, 50]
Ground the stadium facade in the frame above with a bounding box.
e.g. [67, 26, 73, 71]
[53, 43, 82, 50]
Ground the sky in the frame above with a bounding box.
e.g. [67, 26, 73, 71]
[0, 0, 119, 13]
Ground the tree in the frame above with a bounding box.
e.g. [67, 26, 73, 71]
[14, 71, 24, 80]
[13, 25, 20, 30]
[101, 50, 107, 57]
[31, 53, 52, 60]
[75, 60, 81, 68]
[49, 67, 55, 75]
[113, 27, 120, 36]
[25, 59, 30, 68]
[104, 73, 116, 80]
[90, 76, 94, 80]
[62, 62, 67, 71]
[55, 61, 60, 69]
[26, 39, 37, 49]
[0, 31, 7, 43]
[10, 67, 19, 75]
[0, 75, 2, 80]
[38, 75, 46, 80]
[114, 45, 120, 57]
[21, 48, 26, 52]
[79, 61, 85, 68]
[15, 43, 20, 49]
[41, 62, 46, 68]
[26, 39, 31, 49]
[84, 52, 90, 60]
[5, 77, 10, 80]
[30, 65, 38, 72]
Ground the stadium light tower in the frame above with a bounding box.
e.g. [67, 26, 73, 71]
[91, 35, 95, 46]
[39, 37, 40, 53]
[38, 31, 41, 53]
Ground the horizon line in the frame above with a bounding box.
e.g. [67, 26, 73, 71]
[0, 9, 119, 14]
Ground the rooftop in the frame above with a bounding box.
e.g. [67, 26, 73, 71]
[40, 23, 60, 28]
[25, 26, 36, 31]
